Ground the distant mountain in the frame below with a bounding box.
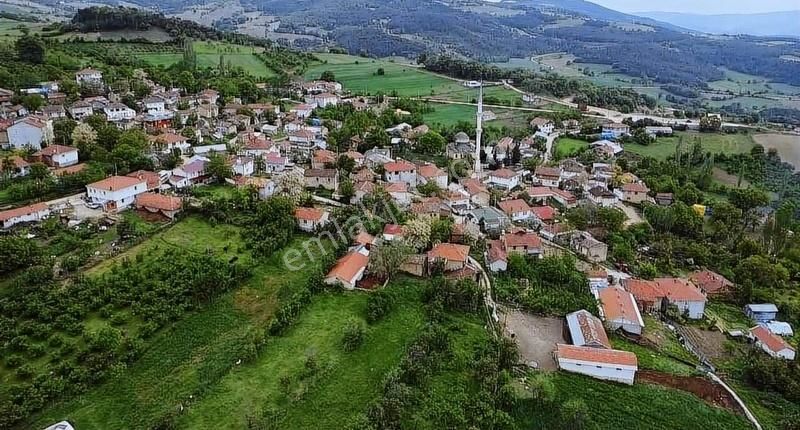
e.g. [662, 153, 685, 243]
[637, 10, 800, 37]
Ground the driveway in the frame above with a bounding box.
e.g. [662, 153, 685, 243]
[46, 193, 105, 222]
[500, 308, 565, 370]
[616, 202, 644, 227]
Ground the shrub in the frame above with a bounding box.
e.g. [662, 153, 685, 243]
[5, 355, 23, 368]
[366, 290, 395, 324]
[15, 364, 36, 379]
[342, 318, 367, 352]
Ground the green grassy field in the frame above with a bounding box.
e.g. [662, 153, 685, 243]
[29, 219, 325, 429]
[625, 131, 756, 160]
[131, 41, 274, 78]
[306, 54, 520, 103]
[554, 137, 589, 159]
[177, 280, 426, 429]
[513, 372, 752, 430]
[0, 17, 47, 40]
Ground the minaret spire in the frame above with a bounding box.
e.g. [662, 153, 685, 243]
[474, 81, 483, 178]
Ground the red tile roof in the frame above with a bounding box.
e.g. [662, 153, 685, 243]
[295, 207, 325, 221]
[384, 160, 416, 172]
[88, 176, 145, 191]
[490, 168, 518, 179]
[135, 193, 182, 211]
[751, 325, 795, 354]
[127, 170, 160, 190]
[654, 278, 706, 302]
[689, 270, 734, 295]
[326, 251, 369, 284]
[0, 155, 29, 171]
[502, 230, 542, 249]
[556, 344, 638, 367]
[487, 239, 507, 263]
[623, 182, 649, 193]
[34, 144, 77, 156]
[418, 163, 446, 178]
[383, 224, 405, 236]
[623, 278, 664, 303]
[535, 166, 561, 179]
[498, 199, 530, 215]
[428, 243, 470, 262]
[53, 163, 87, 176]
[531, 205, 556, 221]
[0, 202, 49, 222]
[599, 287, 642, 326]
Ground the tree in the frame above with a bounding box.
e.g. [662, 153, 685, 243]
[206, 153, 232, 183]
[53, 119, 77, 145]
[376, 68, 385, 76]
[735, 255, 790, 295]
[15, 35, 45, 63]
[21, 94, 44, 112]
[403, 217, 432, 251]
[417, 131, 446, 155]
[369, 240, 412, 281]
[320, 70, 336, 82]
[699, 115, 721, 132]
[339, 178, 355, 203]
[72, 123, 98, 155]
[275, 169, 305, 203]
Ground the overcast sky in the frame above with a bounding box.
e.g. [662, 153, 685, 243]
[589, 0, 799, 14]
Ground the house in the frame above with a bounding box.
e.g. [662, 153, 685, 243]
[41, 104, 66, 119]
[0, 88, 13, 105]
[621, 182, 650, 204]
[487, 240, 508, 272]
[444, 190, 471, 215]
[75, 68, 103, 84]
[127, 170, 161, 191]
[103, 103, 136, 123]
[569, 231, 605, 262]
[305, 92, 339, 108]
[427, 243, 471, 273]
[354, 231, 378, 250]
[134, 193, 182, 219]
[345, 150, 364, 166]
[487, 168, 521, 190]
[385, 182, 410, 206]
[501, 229, 543, 257]
[86, 176, 147, 212]
[291, 103, 315, 119]
[588, 186, 618, 207]
[745, 304, 779, 323]
[294, 207, 329, 232]
[463, 178, 490, 207]
[565, 309, 611, 349]
[382, 224, 405, 241]
[304, 168, 338, 190]
[601, 122, 630, 140]
[623, 278, 664, 314]
[533, 166, 562, 188]
[749, 325, 795, 360]
[171, 158, 209, 187]
[598, 286, 645, 335]
[7, 117, 51, 150]
[143, 96, 167, 114]
[494, 136, 514, 161]
[325, 249, 370, 289]
[265, 153, 289, 174]
[645, 126, 673, 137]
[417, 163, 448, 189]
[410, 197, 447, 219]
[312, 149, 337, 169]
[540, 223, 574, 241]
[526, 186, 576, 208]
[236, 176, 276, 199]
[689, 270, 734, 297]
[0, 202, 50, 229]
[0, 155, 30, 178]
[231, 156, 254, 177]
[530, 117, 554, 134]
[655, 278, 706, 319]
[555, 344, 638, 385]
[364, 148, 394, 168]
[591, 139, 623, 157]
[469, 207, 511, 234]
[531, 205, 556, 224]
[384, 160, 417, 184]
[288, 129, 317, 151]
[655, 193, 674, 206]
[762, 321, 794, 337]
[587, 269, 609, 291]
[498, 199, 533, 223]
[68, 101, 93, 120]
[151, 133, 191, 154]
[34, 145, 79, 168]
[241, 133, 276, 158]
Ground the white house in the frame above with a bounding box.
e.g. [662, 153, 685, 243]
[530, 117, 554, 134]
[533, 166, 562, 188]
[231, 156, 254, 177]
[598, 286, 645, 335]
[305, 92, 339, 108]
[294, 207, 329, 232]
[35, 144, 79, 167]
[7, 117, 52, 150]
[143, 96, 167, 114]
[75, 68, 103, 84]
[290, 104, 315, 119]
[602, 122, 630, 139]
[324, 248, 370, 289]
[0, 202, 51, 229]
[745, 304, 779, 323]
[103, 103, 136, 123]
[417, 163, 448, 189]
[68, 101, 93, 120]
[384, 160, 417, 184]
[86, 176, 147, 212]
[588, 186, 618, 207]
[556, 344, 638, 385]
[587, 269, 609, 291]
[497, 199, 533, 223]
[750, 325, 795, 360]
[487, 168, 521, 190]
[655, 278, 707, 319]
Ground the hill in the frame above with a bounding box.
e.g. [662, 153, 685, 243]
[638, 11, 800, 38]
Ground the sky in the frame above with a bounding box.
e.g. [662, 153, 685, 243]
[589, 0, 800, 14]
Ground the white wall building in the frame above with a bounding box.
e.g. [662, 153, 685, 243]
[487, 168, 521, 190]
[86, 176, 147, 212]
[0, 202, 51, 229]
[750, 326, 795, 360]
[384, 161, 417, 184]
[556, 344, 638, 385]
[7, 117, 52, 150]
[75, 68, 103, 84]
[103, 103, 136, 122]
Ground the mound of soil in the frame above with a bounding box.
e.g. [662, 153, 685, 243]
[636, 370, 742, 414]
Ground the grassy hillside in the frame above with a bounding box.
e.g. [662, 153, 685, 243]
[624, 131, 756, 160]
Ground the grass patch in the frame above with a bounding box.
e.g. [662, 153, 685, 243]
[625, 131, 755, 160]
[705, 302, 753, 332]
[554, 137, 589, 159]
[610, 335, 698, 376]
[29, 229, 327, 429]
[513, 372, 752, 430]
[177, 279, 427, 429]
[118, 41, 274, 78]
